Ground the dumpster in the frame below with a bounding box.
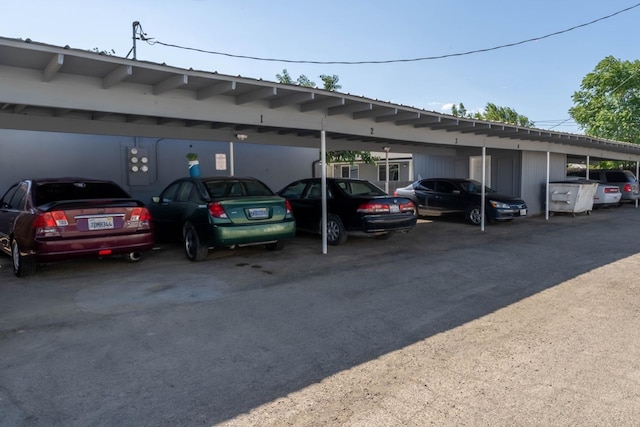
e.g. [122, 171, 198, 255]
[547, 181, 598, 216]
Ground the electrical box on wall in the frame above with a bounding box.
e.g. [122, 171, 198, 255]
[127, 147, 151, 186]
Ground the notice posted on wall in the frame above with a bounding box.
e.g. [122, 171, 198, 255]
[215, 154, 227, 170]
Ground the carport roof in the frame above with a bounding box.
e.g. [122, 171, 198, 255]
[1, 36, 640, 159]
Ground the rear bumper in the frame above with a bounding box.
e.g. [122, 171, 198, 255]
[362, 213, 417, 233]
[594, 195, 622, 205]
[208, 219, 296, 246]
[34, 232, 155, 261]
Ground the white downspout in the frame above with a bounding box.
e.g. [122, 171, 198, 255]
[321, 126, 327, 255]
[546, 150, 550, 220]
[481, 146, 486, 232]
[229, 141, 234, 176]
[636, 161, 640, 208]
[384, 146, 390, 193]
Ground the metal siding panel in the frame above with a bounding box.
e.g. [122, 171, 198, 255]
[521, 151, 567, 215]
[413, 154, 459, 179]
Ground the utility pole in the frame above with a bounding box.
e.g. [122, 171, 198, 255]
[126, 21, 150, 60]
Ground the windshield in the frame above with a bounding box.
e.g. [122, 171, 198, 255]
[458, 180, 495, 193]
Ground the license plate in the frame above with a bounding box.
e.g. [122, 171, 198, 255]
[520, 209, 527, 216]
[248, 208, 268, 219]
[88, 217, 114, 230]
[390, 204, 400, 213]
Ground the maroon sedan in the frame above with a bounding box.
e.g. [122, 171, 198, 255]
[0, 178, 155, 277]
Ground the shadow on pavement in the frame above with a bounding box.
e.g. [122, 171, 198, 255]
[1, 205, 639, 425]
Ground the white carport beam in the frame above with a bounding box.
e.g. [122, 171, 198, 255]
[376, 111, 421, 123]
[270, 92, 314, 109]
[153, 74, 188, 95]
[102, 65, 132, 89]
[372, 109, 398, 122]
[43, 53, 63, 82]
[235, 87, 277, 105]
[397, 116, 440, 126]
[300, 97, 345, 112]
[353, 107, 396, 119]
[55, 108, 72, 116]
[197, 81, 237, 100]
[327, 102, 372, 116]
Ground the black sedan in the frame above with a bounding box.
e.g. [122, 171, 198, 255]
[394, 178, 527, 225]
[278, 178, 417, 245]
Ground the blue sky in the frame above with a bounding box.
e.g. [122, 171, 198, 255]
[3, 1, 639, 133]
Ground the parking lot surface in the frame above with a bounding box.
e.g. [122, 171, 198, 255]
[1, 206, 640, 426]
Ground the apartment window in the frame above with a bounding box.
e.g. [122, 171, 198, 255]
[378, 163, 399, 181]
[341, 165, 359, 178]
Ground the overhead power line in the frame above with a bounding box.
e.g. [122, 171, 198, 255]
[142, 3, 640, 65]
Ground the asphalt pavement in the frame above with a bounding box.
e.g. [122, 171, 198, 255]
[1, 205, 640, 426]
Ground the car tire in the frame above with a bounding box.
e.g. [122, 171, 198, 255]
[265, 240, 285, 251]
[183, 222, 208, 261]
[11, 239, 36, 277]
[327, 214, 348, 246]
[465, 206, 483, 226]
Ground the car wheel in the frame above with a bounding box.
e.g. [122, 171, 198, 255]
[465, 206, 483, 226]
[327, 214, 348, 246]
[183, 222, 208, 261]
[11, 239, 36, 277]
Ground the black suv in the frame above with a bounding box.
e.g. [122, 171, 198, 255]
[568, 169, 639, 202]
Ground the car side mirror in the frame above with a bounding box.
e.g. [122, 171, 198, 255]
[151, 196, 160, 204]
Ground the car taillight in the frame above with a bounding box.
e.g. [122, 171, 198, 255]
[131, 207, 152, 229]
[208, 202, 228, 218]
[357, 202, 390, 213]
[400, 200, 416, 212]
[624, 184, 632, 192]
[285, 199, 293, 216]
[33, 211, 67, 237]
[604, 187, 619, 193]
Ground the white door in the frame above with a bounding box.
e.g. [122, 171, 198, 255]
[469, 156, 491, 187]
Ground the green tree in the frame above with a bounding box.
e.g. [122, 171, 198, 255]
[570, 55, 640, 143]
[275, 69, 294, 84]
[319, 74, 341, 91]
[325, 150, 379, 165]
[276, 69, 342, 90]
[451, 103, 468, 117]
[451, 102, 534, 127]
[474, 102, 535, 127]
[275, 69, 316, 88]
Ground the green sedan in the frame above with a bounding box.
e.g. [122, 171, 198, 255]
[150, 176, 296, 261]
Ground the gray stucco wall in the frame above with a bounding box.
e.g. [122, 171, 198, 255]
[0, 130, 318, 203]
[413, 148, 523, 194]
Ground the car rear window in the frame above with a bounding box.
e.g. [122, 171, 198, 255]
[35, 181, 130, 205]
[605, 171, 635, 182]
[205, 179, 274, 198]
[337, 180, 386, 196]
